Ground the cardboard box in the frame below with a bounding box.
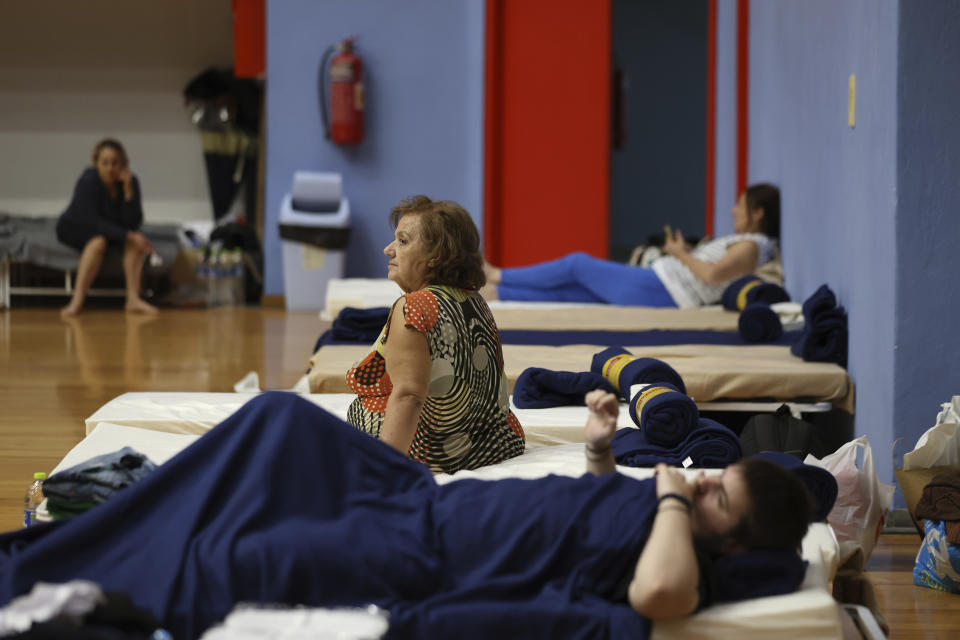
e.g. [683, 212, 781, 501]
[895, 464, 960, 534]
[169, 248, 203, 286]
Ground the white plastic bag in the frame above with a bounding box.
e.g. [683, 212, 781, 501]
[805, 436, 895, 564]
[902, 395, 960, 470]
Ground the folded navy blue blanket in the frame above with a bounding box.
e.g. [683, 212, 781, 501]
[591, 347, 687, 398]
[314, 306, 389, 349]
[721, 275, 790, 311]
[712, 549, 808, 602]
[738, 302, 784, 343]
[790, 285, 848, 367]
[513, 368, 616, 409]
[627, 383, 698, 447]
[752, 451, 838, 522]
[610, 417, 742, 468]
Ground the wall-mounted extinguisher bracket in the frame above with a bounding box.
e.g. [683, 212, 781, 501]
[319, 38, 365, 145]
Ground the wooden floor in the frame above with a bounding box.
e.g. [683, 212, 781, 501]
[1, 304, 959, 636]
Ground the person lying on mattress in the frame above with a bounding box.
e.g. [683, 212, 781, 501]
[56, 138, 158, 317]
[581, 389, 813, 619]
[344, 195, 525, 474]
[0, 391, 816, 639]
[481, 183, 781, 308]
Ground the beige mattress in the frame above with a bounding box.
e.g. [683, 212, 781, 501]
[49, 423, 842, 639]
[83, 392, 635, 449]
[308, 343, 854, 412]
[322, 278, 805, 331]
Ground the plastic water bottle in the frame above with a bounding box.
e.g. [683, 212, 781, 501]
[230, 249, 245, 306]
[23, 472, 46, 527]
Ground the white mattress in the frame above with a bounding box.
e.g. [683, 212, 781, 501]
[51, 423, 841, 639]
[322, 278, 610, 318]
[84, 392, 635, 449]
[322, 277, 804, 328]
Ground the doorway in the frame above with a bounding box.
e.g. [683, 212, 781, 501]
[609, 0, 709, 262]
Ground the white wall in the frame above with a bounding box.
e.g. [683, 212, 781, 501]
[0, 0, 234, 224]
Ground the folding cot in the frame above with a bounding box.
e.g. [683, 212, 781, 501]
[313, 278, 847, 418]
[43, 417, 845, 640]
[321, 277, 799, 332]
[0, 213, 181, 309]
[305, 343, 853, 411]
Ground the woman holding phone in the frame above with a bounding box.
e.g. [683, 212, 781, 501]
[482, 184, 780, 308]
[56, 138, 157, 316]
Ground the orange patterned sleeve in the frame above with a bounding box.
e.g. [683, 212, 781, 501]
[401, 289, 440, 335]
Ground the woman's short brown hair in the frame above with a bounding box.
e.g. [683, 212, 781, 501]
[92, 138, 129, 168]
[389, 195, 486, 290]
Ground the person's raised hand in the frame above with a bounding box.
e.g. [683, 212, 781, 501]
[584, 388, 619, 450]
[117, 166, 133, 187]
[662, 228, 688, 258]
[653, 463, 694, 502]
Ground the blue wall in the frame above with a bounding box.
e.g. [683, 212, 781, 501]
[749, 0, 899, 488]
[750, 0, 960, 504]
[265, 0, 485, 293]
[895, 1, 960, 483]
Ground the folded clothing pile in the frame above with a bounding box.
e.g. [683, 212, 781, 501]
[42, 447, 157, 519]
[913, 471, 960, 593]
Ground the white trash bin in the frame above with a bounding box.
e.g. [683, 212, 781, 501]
[278, 172, 351, 311]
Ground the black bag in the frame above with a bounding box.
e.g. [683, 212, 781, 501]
[739, 404, 828, 460]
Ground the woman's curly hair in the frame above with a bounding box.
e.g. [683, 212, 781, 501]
[389, 195, 486, 290]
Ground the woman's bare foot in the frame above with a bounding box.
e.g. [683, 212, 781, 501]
[60, 302, 82, 318]
[125, 298, 159, 315]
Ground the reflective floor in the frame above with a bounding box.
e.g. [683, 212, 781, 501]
[0, 305, 326, 532]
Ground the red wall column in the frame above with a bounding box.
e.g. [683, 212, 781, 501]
[736, 0, 749, 195]
[233, 0, 265, 78]
[484, 0, 611, 266]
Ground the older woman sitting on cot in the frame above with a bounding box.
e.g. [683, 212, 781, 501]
[344, 195, 525, 474]
[482, 183, 781, 308]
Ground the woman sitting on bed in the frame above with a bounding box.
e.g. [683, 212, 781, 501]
[344, 195, 525, 473]
[482, 183, 780, 308]
[56, 138, 157, 317]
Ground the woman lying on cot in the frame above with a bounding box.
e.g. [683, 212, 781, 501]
[344, 195, 525, 474]
[0, 391, 816, 639]
[56, 138, 158, 317]
[482, 183, 781, 308]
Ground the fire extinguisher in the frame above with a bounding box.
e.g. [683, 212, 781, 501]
[319, 38, 364, 145]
